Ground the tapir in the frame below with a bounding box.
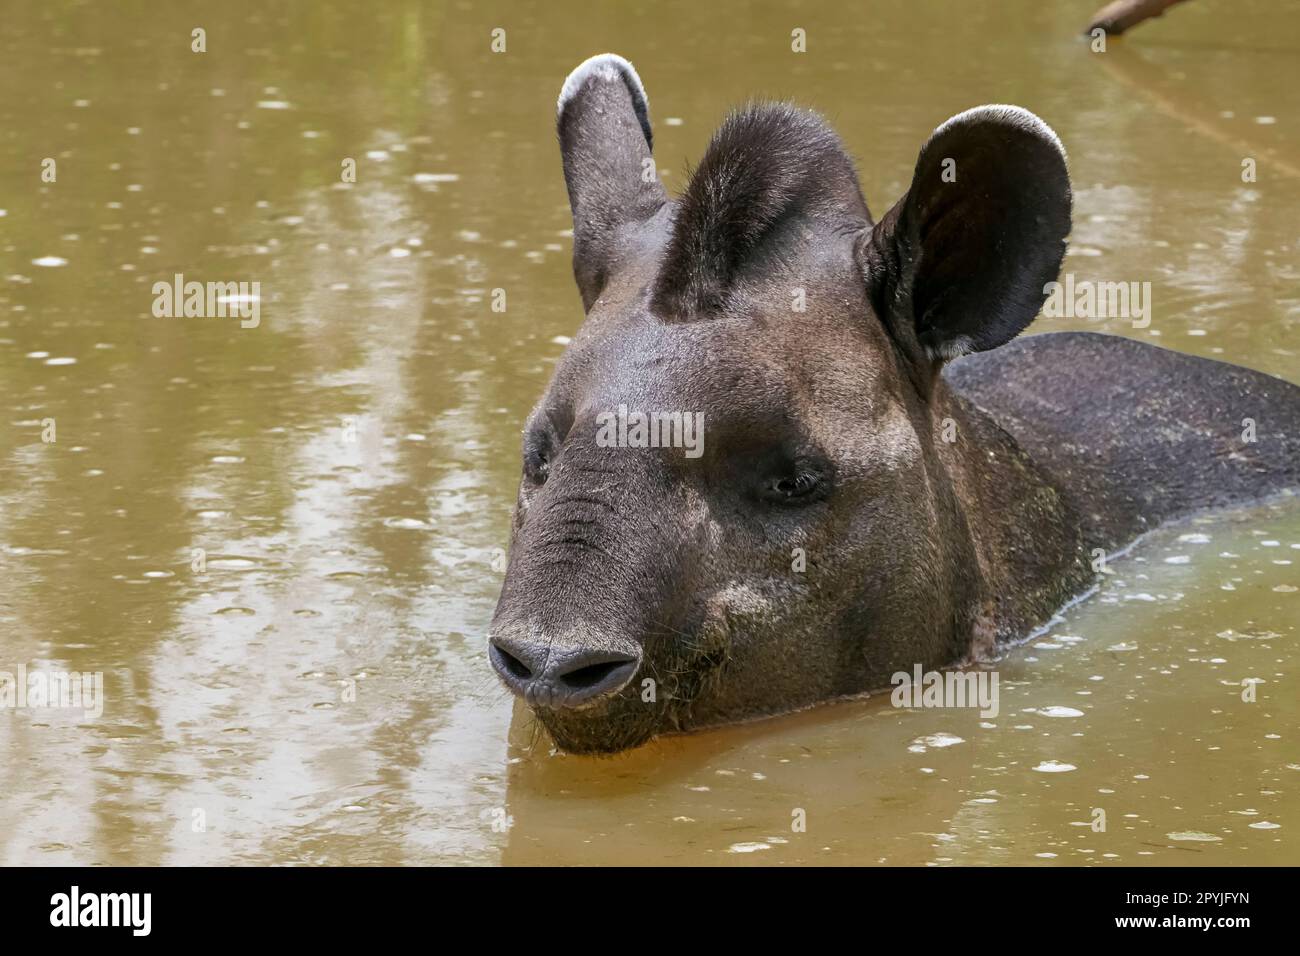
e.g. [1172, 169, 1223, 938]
[488, 53, 1300, 755]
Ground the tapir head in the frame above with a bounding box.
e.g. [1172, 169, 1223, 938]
[489, 54, 1071, 754]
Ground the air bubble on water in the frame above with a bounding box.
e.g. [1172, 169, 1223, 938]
[1167, 831, 1221, 842]
[1032, 760, 1076, 773]
[33, 256, 68, 267]
[207, 557, 259, 570]
[1178, 533, 1211, 544]
[909, 733, 964, 753]
[211, 455, 244, 464]
[1248, 821, 1280, 829]
[45, 357, 76, 366]
[1037, 706, 1084, 718]
[1164, 555, 1190, 564]
[551, 336, 572, 345]
[256, 100, 292, 110]
[413, 172, 459, 184]
[727, 842, 771, 853]
[26, 351, 49, 359]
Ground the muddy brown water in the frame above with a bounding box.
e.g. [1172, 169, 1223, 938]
[1, 0, 1296, 865]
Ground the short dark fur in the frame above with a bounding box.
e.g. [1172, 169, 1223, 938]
[651, 104, 868, 318]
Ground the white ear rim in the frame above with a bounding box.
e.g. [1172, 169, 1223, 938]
[557, 53, 649, 119]
[931, 104, 1068, 166]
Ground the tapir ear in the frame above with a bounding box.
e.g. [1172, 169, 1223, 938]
[557, 54, 667, 311]
[861, 105, 1071, 363]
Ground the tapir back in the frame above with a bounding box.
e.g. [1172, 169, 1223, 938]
[945, 331, 1300, 550]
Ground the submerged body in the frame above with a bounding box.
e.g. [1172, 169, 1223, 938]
[487, 53, 1300, 754]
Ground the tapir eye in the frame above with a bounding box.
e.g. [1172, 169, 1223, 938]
[761, 459, 831, 505]
[523, 430, 553, 485]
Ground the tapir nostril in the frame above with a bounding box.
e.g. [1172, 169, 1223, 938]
[491, 644, 534, 682]
[558, 657, 636, 692]
[489, 632, 639, 707]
